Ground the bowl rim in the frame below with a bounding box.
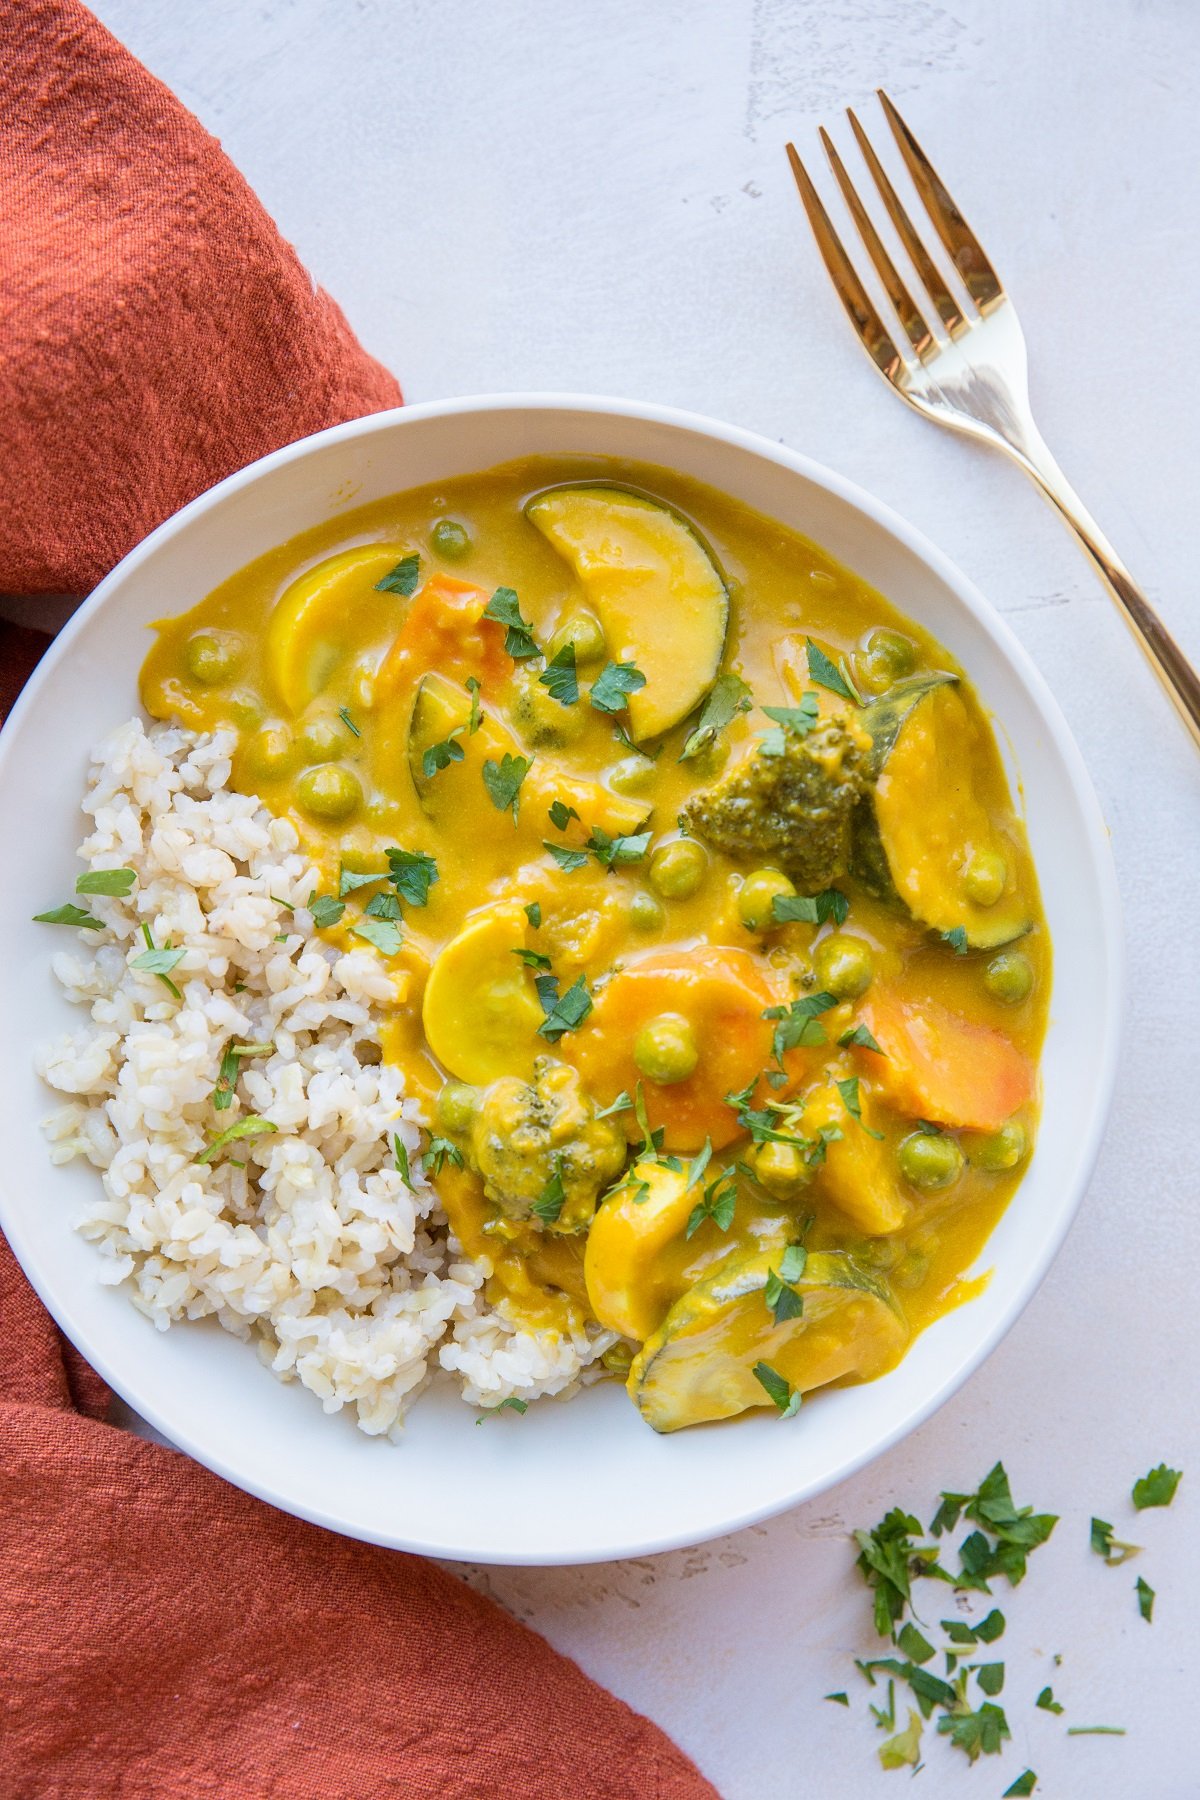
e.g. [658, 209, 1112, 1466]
[0, 392, 1124, 1562]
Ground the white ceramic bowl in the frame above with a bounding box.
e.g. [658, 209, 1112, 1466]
[0, 397, 1121, 1565]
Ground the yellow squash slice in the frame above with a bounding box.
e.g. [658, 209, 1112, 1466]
[266, 544, 413, 715]
[800, 1078, 908, 1236]
[421, 903, 544, 1085]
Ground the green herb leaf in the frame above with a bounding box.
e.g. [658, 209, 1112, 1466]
[131, 945, 187, 979]
[197, 1115, 278, 1165]
[594, 1090, 633, 1119]
[587, 826, 652, 869]
[308, 892, 346, 929]
[974, 1608, 1005, 1643]
[530, 1156, 567, 1225]
[771, 886, 849, 927]
[543, 841, 589, 872]
[393, 1133, 413, 1185]
[760, 692, 820, 753]
[779, 1242, 808, 1284]
[853, 1509, 925, 1638]
[364, 891, 402, 921]
[339, 866, 385, 898]
[422, 731, 465, 780]
[838, 1022, 885, 1054]
[806, 638, 858, 703]
[213, 1040, 239, 1111]
[483, 752, 534, 819]
[386, 846, 439, 907]
[836, 1074, 885, 1139]
[1036, 1686, 1063, 1714]
[337, 705, 361, 738]
[878, 1708, 923, 1771]
[679, 671, 753, 761]
[33, 903, 104, 930]
[752, 1361, 801, 1418]
[1135, 1575, 1155, 1622]
[1066, 1726, 1125, 1737]
[375, 553, 420, 596]
[1132, 1462, 1183, 1509]
[547, 799, 580, 831]
[941, 926, 969, 956]
[424, 1135, 464, 1175]
[351, 918, 402, 956]
[764, 1266, 804, 1324]
[936, 1700, 1010, 1762]
[512, 947, 553, 971]
[537, 972, 592, 1042]
[524, 902, 542, 929]
[539, 641, 579, 705]
[762, 991, 837, 1067]
[483, 587, 539, 659]
[466, 675, 483, 734]
[974, 1661, 1005, 1696]
[589, 660, 647, 715]
[1090, 1517, 1141, 1565]
[475, 1396, 528, 1422]
[824, 1691, 850, 1706]
[685, 1165, 739, 1238]
[895, 1622, 935, 1665]
[1003, 1773, 1038, 1797]
[75, 868, 136, 897]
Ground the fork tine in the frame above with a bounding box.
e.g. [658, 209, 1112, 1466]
[818, 126, 933, 359]
[785, 142, 904, 382]
[877, 89, 1003, 311]
[846, 108, 966, 338]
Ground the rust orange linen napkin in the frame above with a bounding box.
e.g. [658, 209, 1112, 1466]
[0, 6, 720, 1795]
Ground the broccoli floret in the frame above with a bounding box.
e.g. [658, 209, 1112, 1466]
[467, 1057, 627, 1232]
[682, 713, 869, 892]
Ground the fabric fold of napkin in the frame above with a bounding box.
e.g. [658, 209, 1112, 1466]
[0, 5, 719, 1795]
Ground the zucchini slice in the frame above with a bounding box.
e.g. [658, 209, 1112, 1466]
[853, 675, 1031, 949]
[525, 485, 728, 742]
[629, 1249, 907, 1433]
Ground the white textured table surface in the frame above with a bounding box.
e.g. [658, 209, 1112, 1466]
[72, 2, 1200, 1794]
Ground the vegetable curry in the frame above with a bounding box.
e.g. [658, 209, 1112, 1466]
[141, 457, 1049, 1432]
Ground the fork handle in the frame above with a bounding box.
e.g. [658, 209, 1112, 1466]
[1005, 426, 1200, 751]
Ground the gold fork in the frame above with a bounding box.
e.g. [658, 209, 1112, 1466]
[787, 92, 1200, 752]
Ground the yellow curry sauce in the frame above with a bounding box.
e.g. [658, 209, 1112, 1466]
[140, 456, 1049, 1433]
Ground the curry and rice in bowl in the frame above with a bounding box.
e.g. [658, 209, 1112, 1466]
[34, 459, 1047, 1440]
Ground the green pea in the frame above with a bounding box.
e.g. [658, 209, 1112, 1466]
[295, 764, 362, 821]
[299, 714, 348, 762]
[244, 725, 295, 782]
[893, 1247, 930, 1290]
[601, 1339, 635, 1377]
[859, 1235, 903, 1272]
[751, 1139, 811, 1197]
[629, 891, 665, 932]
[984, 949, 1033, 1005]
[963, 847, 1008, 907]
[227, 689, 264, 728]
[737, 867, 795, 930]
[813, 932, 874, 998]
[648, 838, 708, 901]
[608, 754, 656, 795]
[897, 1130, 964, 1190]
[184, 631, 240, 686]
[431, 518, 471, 561]
[971, 1120, 1028, 1172]
[436, 1082, 481, 1135]
[547, 610, 607, 667]
[633, 1013, 699, 1085]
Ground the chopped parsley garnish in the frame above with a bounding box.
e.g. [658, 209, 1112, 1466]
[595, 1091, 633, 1120]
[838, 1023, 884, 1054]
[512, 947, 553, 970]
[854, 1508, 926, 1637]
[75, 867, 136, 897]
[523, 901, 542, 929]
[771, 886, 849, 927]
[760, 691, 819, 754]
[685, 1164, 739, 1238]
[1090, 1517, 1140, 1565]
[1036, 1686, 1063, 1714]
[589, 660, 646, 715]
[375, 553, 421, 596]
[825, 1691, 850, 1706]
[1132, 1462, 1182, 1509]
[337, 705, 361, 738]
[762, 990, 837, 1067]
[393, 1133, 413, 1184]
[547, 800, 579, 831]
[1066, 1726, 1125, 1737]
[752, 1361, 801, 1418]
[212, 1040, 274, 1111]
[424, 1135, 464, 1175]
[973, 1661, 1004, 1696]
[936, 1700, 1009, 1762]
[422, 730, 465, 780]
[973, 1608, 1005, 1643]
[586, 826, 652, 869]
[530, 1156, 567, 1225]
[539, 641, 579, 705]
[351, 917, 402, 956]
[482, 752, 533, 819]
[386, 846, 439, 907]
[537, 972, 592, 1042]
[33, 903, 104, 930]
[466, 675, 483, 734]
[196, 1115, 277, 1165]
[806, 637, 860, 703]
[543, 841, 589, 872]
[1003, 1774, 1038, 1797]
[364, 891, 402, 921]
[131, 929, 187, 998]
[339, 866, 385, 897]
[679, 671, 752, 761]
[1135, 1575, 1155, 1622]
[483, 587, 539, 659]
[895, 1622, 934, 1664]
[308, 892, 346, 929]
[764, 1263, 804, 1324]
[878, 1709, 922, 1771]
[928, 1462, 1058, 1587]
[836, 1075, 884, 1138]
[941, 925, 969, 955]
[475, 1396, 528, 1422]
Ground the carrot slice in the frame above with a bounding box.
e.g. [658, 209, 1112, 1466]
[858, 994, 1034, 1133]
[375, 574, 510, 699]
[567, 946, 817, 1153]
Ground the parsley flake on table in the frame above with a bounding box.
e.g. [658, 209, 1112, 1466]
[1135, 1575, 1155, 1622]
[1003, 1772, 1038, 1797]
[33, 902, 104, 930]
[678, 671, 752, 761]
[483, 587, 539, 659]
[824, 1691, 850, 1707]
[1090, 1517, 1141, 1565]
[805, 637, 860, 704]
[878, 1708, 922, 1771]
[75, 867, 136, 897]
[538, 641, 579, 705]
[482, 752, 533, 819]
[589, 659, 646, 715]
[386, 846, 439, 906]
[1132, 1462, 1183, 1509]
[308, 892, 346, 929]
[751, 1361, 801, 1418]
[936, 1699, 1010, 1762]
[375, 553, 420, 596]
[537, 972, 592, 1042]
[421, 730, 465, 780]
[1066, 1726, 1126, 1737]
[475, 1397, 528, 1422]
[1036, 1685, 1063, 1714]
[196, 1116, 277, 1165]
[771, 886, 849, 926]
